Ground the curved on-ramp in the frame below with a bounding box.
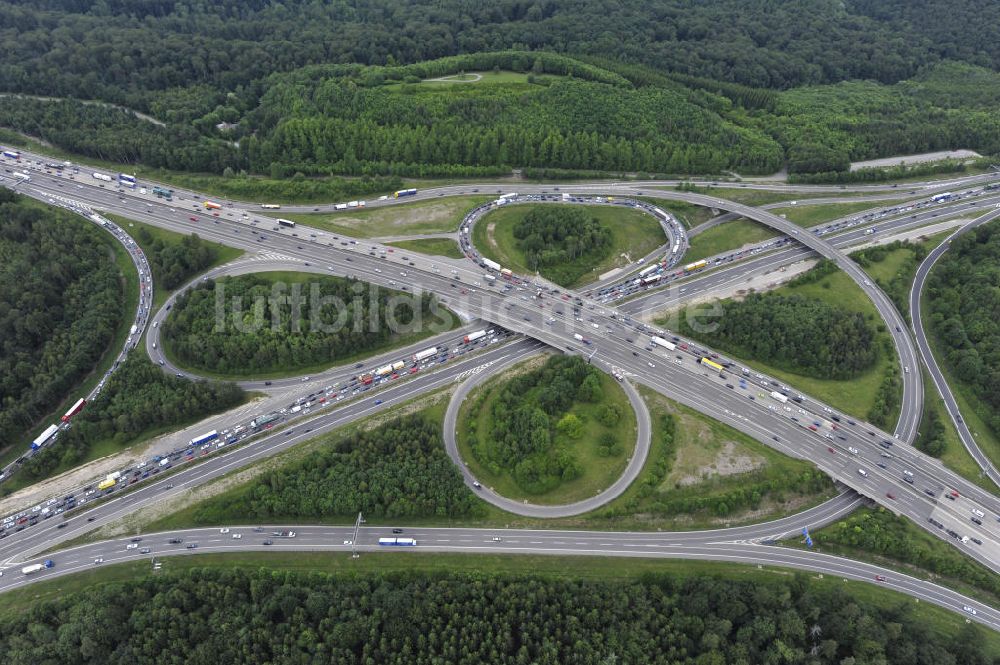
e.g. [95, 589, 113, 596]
[910, 208, 1000, 487]
[442, 346, 653, 518]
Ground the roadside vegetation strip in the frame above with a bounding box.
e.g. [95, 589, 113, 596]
[160, 271, 458, 380]
[916, 367, 997, 491]
[920, 217, 1000, 476]
[788, 506, 1000, 609]
[384, 237, 464, 259]
[682, 218, 779, 263]
[105, 214, 243, 310]
[455, 355, 638, 506]
[274, 196, 492, 238]
[473, 203, 665, 288]
[9, 357, 247, 493]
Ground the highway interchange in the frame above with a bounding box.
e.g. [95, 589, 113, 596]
[2, 151, 1000, 629]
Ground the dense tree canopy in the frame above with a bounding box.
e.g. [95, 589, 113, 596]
[681, 293, 878, 381]
[0, 3, 998, 177]
[926, 220, 1000, 437]
[191, 415, 481, 522]
[467, 356, 617, 493]
[135, 228, 219, 291]
[512, 207, 613, 283]
[0, 190, 124, 454]
[162, 273, 451, 376]
[4, 0, 1000, 107]
[0, 566, 993, 665]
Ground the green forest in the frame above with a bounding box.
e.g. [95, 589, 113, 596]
[134, 228, 221, 291]
[926, 221, 1000, 438]
[161, 273, 453, 376]
[467, 356, 621, 494]
[680, 292, 878, 381]
[189, 415, 481, 523]
[0, 566, 993, 664]
[0, 3, 999, 177]
[0, 190, 124, 454]
[17, 357, 244, 483]
[512, 207, 612, 285]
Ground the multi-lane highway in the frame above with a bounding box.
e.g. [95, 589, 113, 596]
[2, 152, 1000, 626]
[7, 521, 997, 631]
[4, 158, 997, 547]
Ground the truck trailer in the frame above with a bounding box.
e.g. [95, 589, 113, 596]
[61, 398, 86, 422]
[482, 258, 502, 272]
[650, 336, 677, 351]
[413, 347, 438, 362]
[31, 424, 60, 450]
[464, 330, 487, 344]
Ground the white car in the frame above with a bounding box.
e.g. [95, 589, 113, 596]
[220, 528, 230, 534]
[231, 533, 242, 539]
[343, 540, 353, 545]
[848, 447, 859, 455]
[126, 543, 139, 550]
[93, 558, 103, 564]
[857, 468, 868, 477]
[964, 605, 978, 616]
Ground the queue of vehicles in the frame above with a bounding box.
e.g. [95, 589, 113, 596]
[0, 325, 513, 537]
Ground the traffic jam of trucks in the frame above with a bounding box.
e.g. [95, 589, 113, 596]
[0, 325, 516, 539]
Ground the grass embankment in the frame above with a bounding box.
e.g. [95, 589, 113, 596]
[773, 200, 891, 228]
[385, 237, 463, 258]
[3, 552, 995, 654]
[275, 196, 491, 238]
[684, 219, 779, 262]
[665, 265, 900, 424]
[666, 186, 889, 207]
[599, 386, 836, 530]
[473, 203, 664, 287]
[160, 271, 459, 381]
[105, 214, 244, 310]
[456, 358, 637, 505]
[637, 199, 714, 229]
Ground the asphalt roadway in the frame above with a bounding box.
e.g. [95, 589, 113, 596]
[6, 522, 997, 632]
[2, 156, 1000, 625]
[6, 163, 999, 566]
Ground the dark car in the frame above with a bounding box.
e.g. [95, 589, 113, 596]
[392, 528, 403, 534]
[168, 538, 183, 544]
[263, 539, 274, 545]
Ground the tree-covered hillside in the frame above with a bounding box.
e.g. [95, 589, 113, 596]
[1, 1, 999, 177]
[4, 0, 1000, 107]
